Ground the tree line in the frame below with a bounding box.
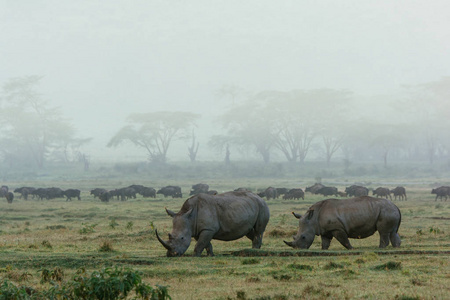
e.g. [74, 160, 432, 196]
[1, 76, 449, 169]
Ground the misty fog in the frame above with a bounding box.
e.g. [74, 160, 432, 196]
[1, 1, 450, 168]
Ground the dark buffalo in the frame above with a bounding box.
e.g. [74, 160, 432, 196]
[259, 187, 277, 200]
[373, 187, 392, 200]
[64, 189, 81, 201]
[99, 191, 112, 202]
[113, 187, 137, 201]
[207, 190, 218, 195]
[391, 186, 407, 201]
[305, 183, 325, 194]
[315, 186, 338, 197]
[90, 188, 108, 199]
[275, 188, 288, 198]
[46, 187, 65, 200]
[157, 186, 182, 198]
[156, 191, 270, 257]
[14, 187, 35, 200]
[431, 186, 450, 201]
[5, 192, 14, 204]
[283, 188, 305, 200]
[284, 196, 401, 250]
[0, 186, 8, 197]
[32, 188, 48, 200]
[32, 187, 64, 200]
[345, 185, 369, 197]
[128, 184, 145, 194]
[190, 183, 209, 195]
[140, 187, 156, 198]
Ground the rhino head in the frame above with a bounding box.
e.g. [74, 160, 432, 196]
[156, 207, 193, 257]
[283, 210, 316, 249]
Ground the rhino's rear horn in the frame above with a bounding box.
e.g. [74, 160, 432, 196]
[165, 207, 176, 218]
[156, 229, 172, 251]
[292, 211, 301, 219]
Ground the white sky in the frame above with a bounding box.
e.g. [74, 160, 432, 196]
[1, 0, 450, 161]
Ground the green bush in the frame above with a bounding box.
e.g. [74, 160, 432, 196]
[0, 266, 171, 300]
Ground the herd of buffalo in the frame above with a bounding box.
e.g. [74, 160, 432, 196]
[1, 182, 448, 256]
[2, 182, 450, 203]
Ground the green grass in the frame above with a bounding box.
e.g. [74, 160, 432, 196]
[0, 178, 449, 299]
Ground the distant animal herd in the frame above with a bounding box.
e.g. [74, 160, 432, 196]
[2, 182, 449, 204]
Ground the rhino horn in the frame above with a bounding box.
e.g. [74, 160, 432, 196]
[155, 229, 172, 251]
[165, 207, 176, 218]
[284, 240, 295, 248]
[292, 211, 301, 219]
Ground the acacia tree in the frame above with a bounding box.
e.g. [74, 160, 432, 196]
[107, 111, 200, 163]
[187, 130, 199, 163]
[271, 89, 352, 164]
[208, 135, 232, 164]
[214, 98, 276, 163]
[0, 76, 88, 168]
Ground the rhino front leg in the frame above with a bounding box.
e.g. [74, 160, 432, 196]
[320, 234, 333, 250]
[332, 230, 353, 250]
[194, 230, 215, 257]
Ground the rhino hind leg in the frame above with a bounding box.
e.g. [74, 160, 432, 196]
[246, 229, 264, 249]
[379, 232, 390, 248]
[332, 230, 353, 250]
[390, 232, 401, 247]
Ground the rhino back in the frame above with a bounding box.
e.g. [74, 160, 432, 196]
[195, 191, 269, 241]
[317, 196, 400, 239]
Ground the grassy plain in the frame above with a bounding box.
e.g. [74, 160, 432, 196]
[0, 176, 449, 299]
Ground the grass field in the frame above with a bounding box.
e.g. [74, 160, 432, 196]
[0, 177, 449, 299]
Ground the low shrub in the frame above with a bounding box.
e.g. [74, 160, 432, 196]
[287, 263, 313, 271]
[0, 266, 171, 300]
[241, 258, 260, 265]
[79, 223, 97, 234]
[99, 240, 115, 252]
[373, 261, 402, 271]
[323, 261, 344, 270]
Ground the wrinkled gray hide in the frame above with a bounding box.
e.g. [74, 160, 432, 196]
[156, 191, 270, 257]
[284, 196, 401, 250]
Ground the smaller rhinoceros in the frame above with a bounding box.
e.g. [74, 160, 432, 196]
[156, 191, 270, 257]
[284, 196, 401, 250]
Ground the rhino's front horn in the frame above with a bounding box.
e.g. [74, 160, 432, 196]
[284, 240, 294, 248]
[155, 229, 172, 251]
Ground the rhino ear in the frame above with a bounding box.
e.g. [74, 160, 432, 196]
[307, 209, 314, 220]
[292, 211, 301, 219]
[165, 207, 176, 218]
[184, 208, 194, 218]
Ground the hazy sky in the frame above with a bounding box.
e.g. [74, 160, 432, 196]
[1, 1, 450, 161]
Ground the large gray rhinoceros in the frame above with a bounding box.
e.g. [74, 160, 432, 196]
[156, 191, 270, 257]
[284, 196, 401, 250]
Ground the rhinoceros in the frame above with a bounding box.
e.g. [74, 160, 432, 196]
[156, 191, 270, 257]
[284, 196, 401, 250]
